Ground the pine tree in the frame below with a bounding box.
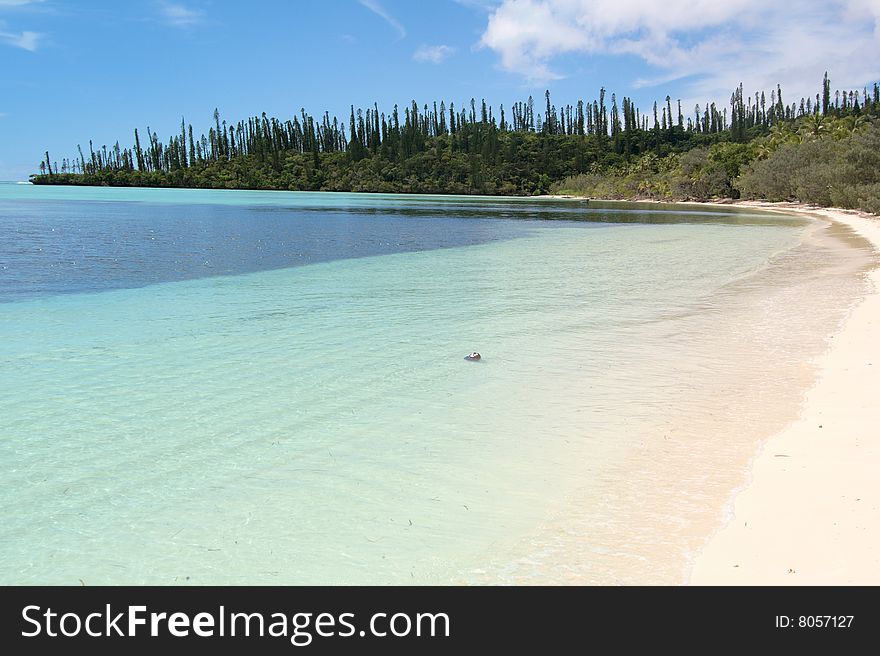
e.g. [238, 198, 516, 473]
[822, 72, 831, 115]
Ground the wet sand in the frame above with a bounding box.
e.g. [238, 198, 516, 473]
[687, 203, 880, 584]
[542, 196, 880, 584]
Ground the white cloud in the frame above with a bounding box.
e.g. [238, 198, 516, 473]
[413, 44, 455, 64]
[357, 0, 406, 40]
[478, 0, 880, 101]
[0, 1, 45, 6]
[0, 28, 40, 50]
[158, 1, 204, 28]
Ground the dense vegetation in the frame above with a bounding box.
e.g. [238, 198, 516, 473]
[553, 112, 880, 214]
[31, 74, 880, 212]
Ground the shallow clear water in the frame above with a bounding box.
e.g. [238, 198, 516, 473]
[0, 184, 871, 584]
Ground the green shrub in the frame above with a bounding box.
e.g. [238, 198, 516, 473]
[737, 122, 880, 213]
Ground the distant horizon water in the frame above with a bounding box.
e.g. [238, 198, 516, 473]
[0, 186, 871, 584]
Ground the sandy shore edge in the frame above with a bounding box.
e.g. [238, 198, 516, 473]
[549, 196, 880, 584]
[689, 203, 880, 585]
[632, 200, 880, 585]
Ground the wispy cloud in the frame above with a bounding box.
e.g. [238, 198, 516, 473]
[158, 1, 204, 28]
[478, 0, 880, 100]
[0, 28, 41, 50]
[0, 0, 44, 50]
[413, 44, 455, 64]
[357, 0, 406, 40]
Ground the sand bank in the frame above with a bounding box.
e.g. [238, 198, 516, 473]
[686, 202, 880, 584]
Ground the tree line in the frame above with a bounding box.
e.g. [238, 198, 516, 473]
[32, 73, 880, 198]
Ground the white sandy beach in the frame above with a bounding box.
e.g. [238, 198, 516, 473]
[687, 202, 880, 584]
[544, 195, 880, 584]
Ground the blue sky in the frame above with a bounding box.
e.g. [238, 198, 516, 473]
[1, 0, 879, 179]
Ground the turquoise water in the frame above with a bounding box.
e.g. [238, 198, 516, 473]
[0, 185, 870, 584]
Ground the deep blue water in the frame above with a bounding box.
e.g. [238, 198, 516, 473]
[0, 185, 806, 303]
[0, 197, 532, 302]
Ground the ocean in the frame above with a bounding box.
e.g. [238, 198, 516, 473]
[0, 184, 870, 584]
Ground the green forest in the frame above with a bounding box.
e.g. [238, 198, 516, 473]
[31, 73, 880, 213]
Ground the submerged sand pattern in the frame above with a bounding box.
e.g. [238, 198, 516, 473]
[0, 191, 870, 584]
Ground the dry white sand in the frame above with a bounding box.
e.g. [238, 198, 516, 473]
[687, 202, 880, 584]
